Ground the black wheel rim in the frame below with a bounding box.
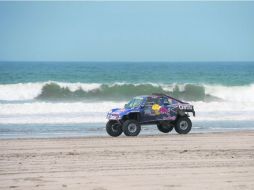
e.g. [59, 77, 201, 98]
[112, 123, 120, 132]
[179, 120, 188, 130]
[128, 123, 137, 133]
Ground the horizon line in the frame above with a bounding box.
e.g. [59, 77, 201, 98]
[1, 60, 254, 63]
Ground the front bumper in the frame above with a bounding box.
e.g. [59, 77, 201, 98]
[107, 113, 121, 120]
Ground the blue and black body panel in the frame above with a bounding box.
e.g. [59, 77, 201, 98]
[106, 94, 195, 124]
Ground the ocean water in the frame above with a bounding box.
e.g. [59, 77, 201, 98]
[0, 61, 254, 138]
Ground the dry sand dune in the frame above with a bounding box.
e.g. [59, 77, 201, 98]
[0, 131, 254, 190]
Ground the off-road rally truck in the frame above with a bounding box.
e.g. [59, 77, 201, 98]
[106, 93, 195, 137]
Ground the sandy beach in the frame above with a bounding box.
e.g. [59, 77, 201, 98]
[0, 131, 254, 190]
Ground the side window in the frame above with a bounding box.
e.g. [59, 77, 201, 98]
[157, 98, 164, 106]
[167, 98, 173, 105]
[145, 97, 155, 106]
[155, 97, 170, 106]
[154, 97, 160, 105]
[156, 97, 172, 106]
[162, 98, 171, 105]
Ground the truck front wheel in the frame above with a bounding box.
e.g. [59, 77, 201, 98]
[106, 120, 122, 137]
[123, 120, 141, 136]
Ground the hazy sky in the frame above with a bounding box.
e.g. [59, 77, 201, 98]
[0, 1, 254, 61]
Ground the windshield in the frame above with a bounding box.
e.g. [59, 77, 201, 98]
[125, 97, 143, 109]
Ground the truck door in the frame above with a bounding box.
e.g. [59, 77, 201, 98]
[153, 97, 169, 120]
[141, 97, 159, 122]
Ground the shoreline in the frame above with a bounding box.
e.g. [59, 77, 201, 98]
[1, 122, 254, 139]
[0, 129, 253, 139]
[1, 130, 254, 189]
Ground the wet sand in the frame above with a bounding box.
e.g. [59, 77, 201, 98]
[0, 131, 254, 190]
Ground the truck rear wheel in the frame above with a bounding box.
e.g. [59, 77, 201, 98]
[106, 120, 122, 137]
[123, 120, 141, 136]
[175, 117, 192, 134]
[157, 122, 174, 133]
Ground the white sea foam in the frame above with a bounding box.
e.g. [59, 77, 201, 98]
[0, 83, 42, 101]
[204, 84, 254, 102]
[0, 101, 123, 124]
[0, 101, 253, 124]
[0, 82, 101, 101]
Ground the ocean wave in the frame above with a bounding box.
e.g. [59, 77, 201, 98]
[0, 81, 254, 102]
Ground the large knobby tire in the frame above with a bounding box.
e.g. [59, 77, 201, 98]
[123, 120, 141, 136]
[157, 122, 174, 133]
[175, 117, 192, 134]
[106, 120, 122, 137]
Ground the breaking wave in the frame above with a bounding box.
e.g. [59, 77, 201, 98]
[1, 82, 254, 125]
[37, 83, 213, 101]
[0, 81, 254, 102]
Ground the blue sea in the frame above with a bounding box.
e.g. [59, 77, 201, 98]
[0, 61, 254, 138]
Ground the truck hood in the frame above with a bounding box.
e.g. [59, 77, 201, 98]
[108, 107, 140, 118]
